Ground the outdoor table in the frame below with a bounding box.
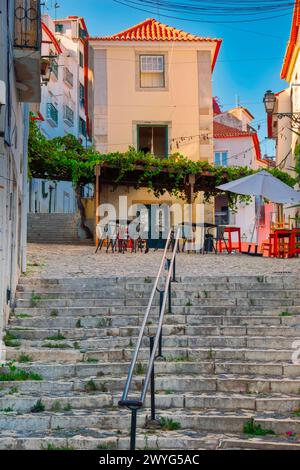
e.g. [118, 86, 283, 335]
[218, 226, 242, 254]
[273, 229, 293, 258]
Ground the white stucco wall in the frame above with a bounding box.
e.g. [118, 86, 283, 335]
[0, 2, 32, 359]
[30, 15, 89, 214]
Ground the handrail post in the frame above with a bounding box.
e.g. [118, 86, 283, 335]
[130, 408, 138, 451]
[150, 336, 156, 421]
[173, 254, 176, 282]
[158, 290, 164, 357]
[167, 259, 172, 313]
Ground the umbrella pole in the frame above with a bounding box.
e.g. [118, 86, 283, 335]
[248, 196, 262, 255]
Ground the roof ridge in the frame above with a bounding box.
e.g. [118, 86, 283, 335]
[90, 17, 221, 42]
[103, 18, 156, 40]
[214, 120, 255, 137]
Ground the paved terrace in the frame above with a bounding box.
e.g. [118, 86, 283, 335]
[26, 243, 300, 278]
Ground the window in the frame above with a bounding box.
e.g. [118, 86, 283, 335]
[55, 24, 63, 33]
[79, 83, 85, 107]
[137, 125, 168, 158]
[79, 117, 86, 137]
[63, 105, 74, 126]
[79, 27, 87, 41]
[50, 59, 58, 79]
[63, 67, 73, 87]
[46, 103, 58, 127]
[214, 151, 228, 167]
[79, 51, 84, 68]
[140, 55, 165, 88]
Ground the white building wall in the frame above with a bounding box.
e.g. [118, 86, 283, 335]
[30, 14, 91, 214]
[214, 135, 260, 242]
[0, 1, 35, 359]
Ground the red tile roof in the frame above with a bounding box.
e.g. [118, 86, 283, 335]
[213, 97, 222, 115]
[213, 121, 254, 138]
[89, 18, 222, 71]
[91, 18, 220, 42]
[214, 122, 264, 164]
[281, 2, 300, 79]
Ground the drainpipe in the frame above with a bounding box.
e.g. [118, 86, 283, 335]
[21, 104, 30, 274]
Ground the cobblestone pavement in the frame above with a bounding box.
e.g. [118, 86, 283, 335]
[25, 243, 300, 278]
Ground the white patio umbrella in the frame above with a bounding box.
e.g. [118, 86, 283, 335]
[216, 170, 300, 253]
[217, 170, 300, 204]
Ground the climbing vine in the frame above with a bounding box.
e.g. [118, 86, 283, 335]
[28, 119, 297, 209]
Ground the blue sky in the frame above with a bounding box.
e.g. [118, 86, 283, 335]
[46, 0, 294, 156]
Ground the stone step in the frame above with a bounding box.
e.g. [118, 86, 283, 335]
[16, 279, 295, 292]
[2, 391, 300, 414]
[14, 296, 300, 309]
[1, 409, 300, 435]
[10, 314, 291, 329]
[3, 372, 300, 394]
[8, 324, 300, 341]
[0, 430, 300, 450]
[13, 305, 298, 317]
[6, 360, 300, 380]
[15, 288, 300, 301]
[8, 334, 300, 351]
[7, 345, 296, 363]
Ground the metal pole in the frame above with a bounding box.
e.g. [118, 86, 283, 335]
[158, 290, 164, 357]
[150, 336, 156, 421]
[166, 259, 172, 313]
[130, 408, 138, 451]
[173, 255, 176, 282]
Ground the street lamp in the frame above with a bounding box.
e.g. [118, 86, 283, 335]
[263, 90, 300, 127]
[263, 90, 276, 115]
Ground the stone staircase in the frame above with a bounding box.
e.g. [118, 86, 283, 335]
[1, 274, 300, 450]
[27, 213, 93, 245]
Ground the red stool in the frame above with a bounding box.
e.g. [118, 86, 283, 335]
[218, 227, 242, 253]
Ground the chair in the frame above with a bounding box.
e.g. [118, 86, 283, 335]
[291, 228, 300, 257]
[95, 223, 106, 254]
[117, 224, 128, 253]
[261, 234, 275, 257]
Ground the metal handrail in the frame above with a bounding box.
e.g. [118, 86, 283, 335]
[119, 226, 181, 449]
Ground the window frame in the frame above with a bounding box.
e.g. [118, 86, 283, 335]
[79, 51, 84, 68]
[137, 124, 169, 158]
[139, 54, 165, 89]
[214, 151, 228, 167]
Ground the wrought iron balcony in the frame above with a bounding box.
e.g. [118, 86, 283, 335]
[63, 105, 74, 126]
[46, 103, 58, 126]
[63, 67, 74, 87]
[14, 0, 41, 50]
[50, 59, 59, 79]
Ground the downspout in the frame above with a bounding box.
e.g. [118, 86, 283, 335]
[21, 104, 30, 273]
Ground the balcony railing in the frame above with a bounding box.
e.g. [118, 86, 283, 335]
[63, 67, 74, 87]
[46, 103, 58, 126]
[63, 105, 74, 126]
[14, 0, 41, 50]
[50, 59, 59, 79]
[79, 118, 87, 137]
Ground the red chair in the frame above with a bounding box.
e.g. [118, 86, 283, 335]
[291, 228, 300, 257]
[218, 227, 242, 253]
[261, 234, 275, 257]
